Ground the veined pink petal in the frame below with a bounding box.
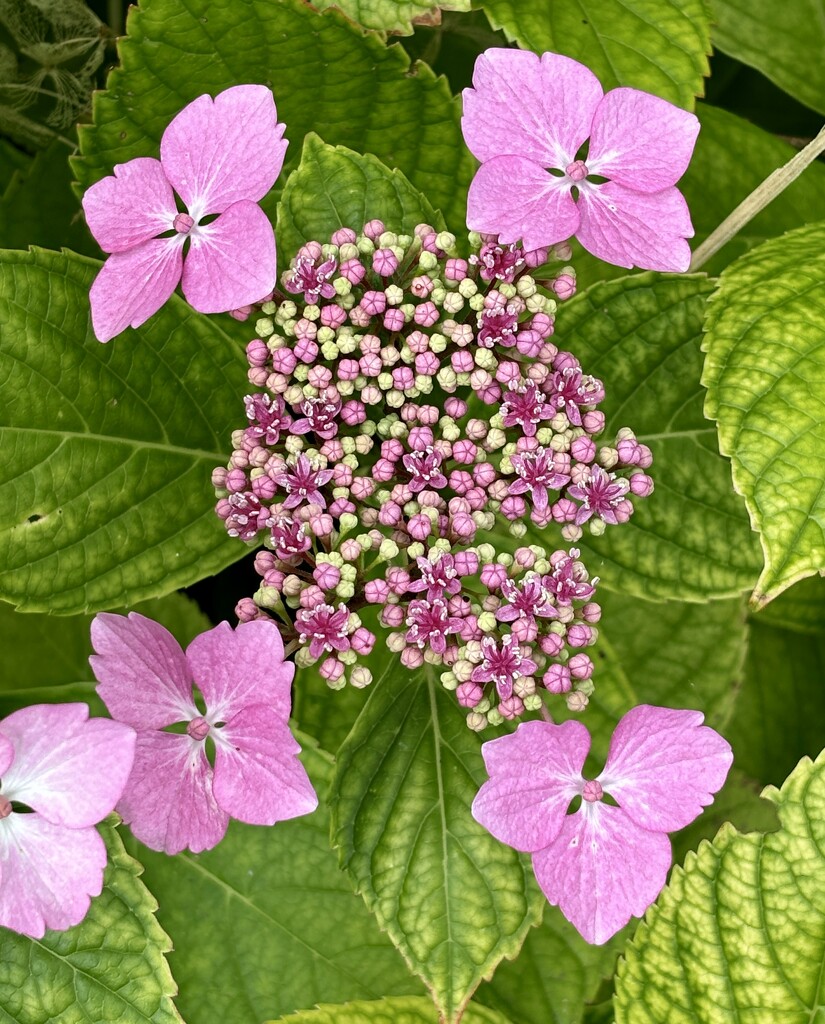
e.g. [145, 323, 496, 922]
[472, 719, 588, 853]
[91, 612, 196, 730]
[532, 802, 671, 945]
[0, 704, 135, 829]
[182, 200, 277, 314]
[160, 85, 287, 219]
[599, 705, 733, 834]
[467, 157, 580, 252]
[185, 619, 294, 724]
[213, 706, 318, 826]
[462, 49, 601, 168]
[0, 815, 108, 938]
[117, 732, 228, 855]
[588, 88, 700, 193]
[82, 158, 177, 253]
[89, 236, 184, 342]
[0, 731, 12, 776]
[576, 182, 693, 272]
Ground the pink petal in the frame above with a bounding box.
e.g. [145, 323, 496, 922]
[212, 706, 318, 826]
[467, 157, 580, 252]
[599, 705, 733, 834]
[182, 200, 277, 314]
[533, 803, 672, 945]
[462, 49, 602, 168]
[0, 704, 135, 829]
[89, 237, 183, 342]
[575, 182, 693, 272]
[0, 815, 108, 938]
[160, 85, 287, 219]
[0, 731, 12, 776]
[588, 88, 700, 193]
[185, 619, 294, 724]
[472, 719, 588, 853]
[91, 612, 196, 730]
[117, 732, 228, 855]
[82, 158, 177, 253]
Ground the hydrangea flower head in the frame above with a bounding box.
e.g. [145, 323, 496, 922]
[82, 85, 287, 342]
[0, 703, 136, 937]
[472, 704, 732, 943]
[90, 612, 317, 855]
[462, 50, 700, 272]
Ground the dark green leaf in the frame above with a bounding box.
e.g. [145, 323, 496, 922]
[129, 741, 423, 1024]
[277, 135, 444, 258]
[330, 663, 542, 1023]
[0, 248, 247, 613]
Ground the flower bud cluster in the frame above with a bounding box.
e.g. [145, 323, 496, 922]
[214, 222, 653, 723]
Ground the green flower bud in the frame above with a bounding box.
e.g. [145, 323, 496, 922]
[255, 317, 274, 337]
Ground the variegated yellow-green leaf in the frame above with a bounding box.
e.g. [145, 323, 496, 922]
[703, 221, 825, 607]
[615, 749, 825, 1023]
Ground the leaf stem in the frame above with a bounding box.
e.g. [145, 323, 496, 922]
[689, 123, 825, 271]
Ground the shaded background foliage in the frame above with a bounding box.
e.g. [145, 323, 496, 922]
[3, 0, 825, 1022]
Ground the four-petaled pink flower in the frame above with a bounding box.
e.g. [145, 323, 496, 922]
[462, 49, 699, 271]
[403, 446, 448, 492]
[472, 705, 732, 944]
[83, 85, 287, 342]
[90, 613, 317, 855]
[405, 598, 463, 655]
[0, 704, 135, 937]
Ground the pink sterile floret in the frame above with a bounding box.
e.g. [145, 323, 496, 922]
[83, 85, 287, 342]
[472, 705, 732, 944]
[0, 703, 136, 937]
[89, 612, 317, 855]
[462, 49, 699, 271]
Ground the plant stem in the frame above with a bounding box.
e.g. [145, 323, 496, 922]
[689, 123, 825, 272]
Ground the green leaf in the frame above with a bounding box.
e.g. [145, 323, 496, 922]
[477, 0, 711, 109]
[752, 574, 825, 635]
[272, 996, 507, 1024]
[0, 592, 211, 716]
[277, 135, 444, 259]
[0, 819, 182, 1024]
[0, 248, 247, 614]
[525, 272, 761, 601]
[703, 221, 825, 607]
[475, 904, 625, 1024]
[711, 0, 825, 116]
[614, 749, 825, 1024]
[725, 614, 825, 788]
[73, 0, 474, 235]
[128, 740, 423, 1024]
[0, 138, 97, 255]
[330, 663, 541, 1022]
[309, 0, 471, 35]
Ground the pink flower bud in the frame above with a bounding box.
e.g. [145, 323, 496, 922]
[365, 579, 390, 603]
[351, 627, 376, 655]
[363, 219, 385, 240]
[451, 512, 476, 541]
[567, 623, 593, 647]
[373, 248, 399, 276]
[247, 339, 269, 367]
[320, 657, 345, 682]
[381, 604, 405, 627]
[445, 258, 469, 281]
[499, 695, 525, 720]
[456, 681, 483, 708]
[568, 653, 593, 679]
[411, 276, 433, 298]
[571, 436, 597, 463]
[480, 563, 508, 590]
[445, 397, 467, 418]
[340, 539, 363, 561]
[414, 302, 439, 327]
[629, 473, 654, 497]
[451, 350, 474, 373]
[320, 304, 347, 329]
[332, 227, 357, 245]
[226, 468, 248, 493]
[540, 633, 565, 657]
[415, 351, 440, 376]
[235, 597, 261, 622]
[454, 550, 479, 576]
[544, 663, 572, 693]
[384, 308, 406, 332]
[362, 290, 387, 316]
[408, 513, 432, 541]
[582, 410, 605, 434]
[401, 646, 424, 668]
[340, 258, 366, 285]
[552, 274, 577, 300]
